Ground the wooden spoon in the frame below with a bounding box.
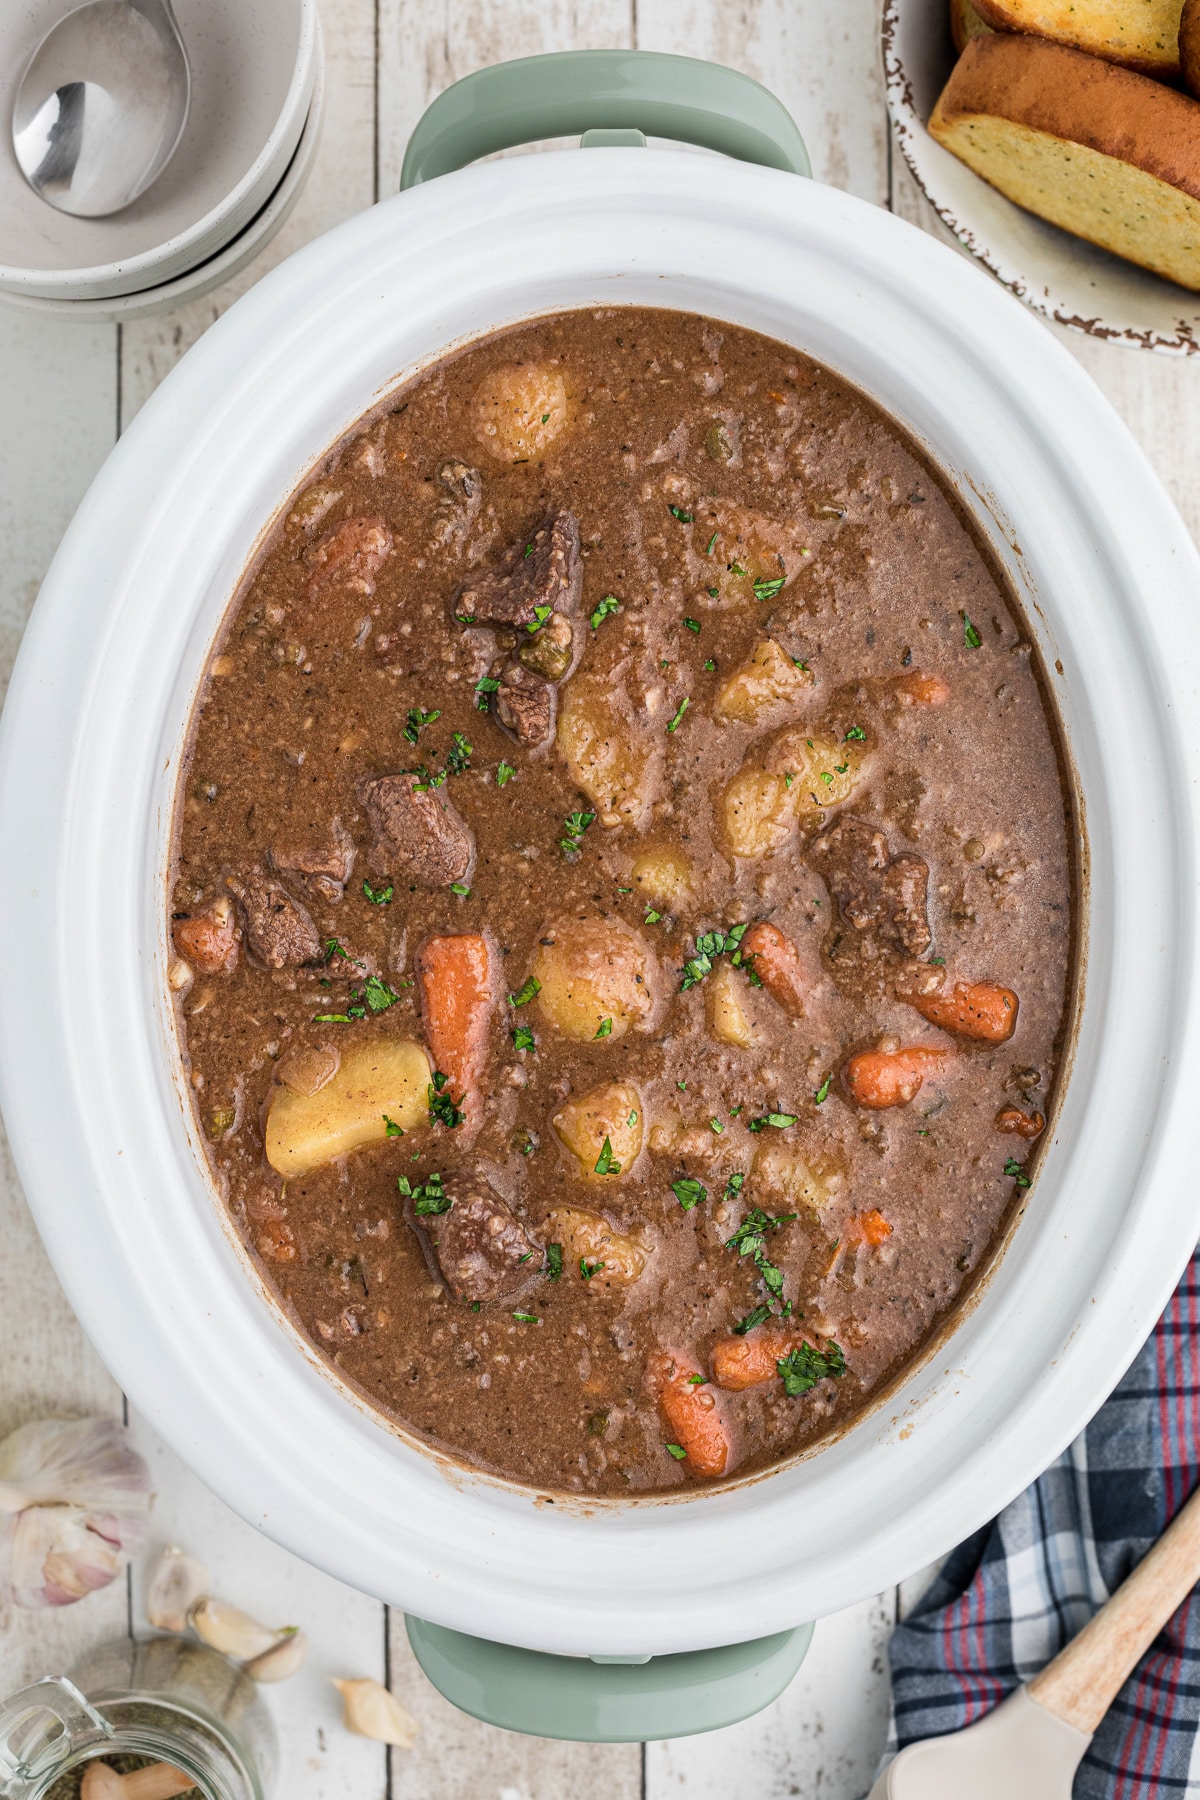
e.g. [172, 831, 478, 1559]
[80, 1761, 195, 1800]
[870, 1481, 1200, 1798]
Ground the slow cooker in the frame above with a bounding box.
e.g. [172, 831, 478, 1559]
[3, 49, 1200, 1742]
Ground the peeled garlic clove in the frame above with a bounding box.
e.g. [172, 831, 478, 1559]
[0, 1417, 152, 1610]
[332, 1677, 420, 1747]
[146, 1545, 209, 1634]
[244, 1626, 309, 1683]
[189, 1597, 281, 1661]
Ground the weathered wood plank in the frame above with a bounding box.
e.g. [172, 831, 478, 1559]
[635, 0, 889, 202]
[385, 1611, 643, 1799]
[119, 0, 378, 426]
[647, 1596, 896, 1800]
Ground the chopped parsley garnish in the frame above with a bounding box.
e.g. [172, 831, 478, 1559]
[561, 809, 596, 856]
[684, 617, 701, 634]
[496, 759, 516, 787]
[666, 697, 690, 733]
[726, 1208, 797, 1321]
[709, 1117, 725, 1133]
[679, 921, 748, 991]
[509, 975, 541, 1007]
[644, 907, 662, 925]
[777, 1341, 847, 1397]
[404, 706, 441, 744]
[665, 1443, 687, 1461]
[733, 1305, 772, 1337]
[748, 1111, 798, 1132]
[686, 1373, 708, 1386]
[706, 585, 719, 599]
[669, 505, 694, 523]
[845, 724, 867, 742]
[410, 762, 446, 791]
[474, 675, 501, 710]
[704, 531, 719, 555]
[362, 879, 393, 904]
[513, 1311, 540, 1324]
[512, 1024, 536, 1052]
[931, 955, 946, 966]
[963, 612, 983, 649]
[819, 770, 834, 787]
[814, 1075, 832, 1105]
[594, 1136, 621, 1176]
[704, 658, 716, 670]
[627, 1110, 639, 1127]
[428, 1071, 465, 1129]
[580, 1257, 606, 1280]
[398, 1171, 450, 1215]
[729, 560, 747, 578]
[526, 604, 553, 633]
[324, 936, 356, 964]
[362, 975, 400, 1012]
[446, 731, 473, 775]
[545, 1243, 563, 1280]
[672, 1176, 707, 1212]
[753, 576, 786, 602]
[590, 594, 621, 629]
[383, 1114, 405, 1138]
[595, 1018, 613, 1039]
[450, 882, 472, 898]
[1005, 1157, 1032, 1188]
[723, 1171, 745, 1203]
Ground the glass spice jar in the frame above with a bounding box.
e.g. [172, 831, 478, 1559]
[0, 1638, 277, 1800]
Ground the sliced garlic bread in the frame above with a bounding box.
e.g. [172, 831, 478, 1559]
[951, 0, 995, 53]
[929, 35, 1200, 289]
[1181, 0, 1200, 90]
[971, 0, 1183, 76]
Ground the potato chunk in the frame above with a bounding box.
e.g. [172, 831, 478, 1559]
[630, 844, 694, 910]
[716, 637, 814, 724]
[530, 918, 659, 1041]
[554, 1082, 644, 1176]
[542, 1206, 650, 1287]
[694, 500, 808, 604]
[557, 678, 661, 829]
[265, 1039, 430, 1176]
[751, 1142, 844, 1214]
[723, 726, 869, 858]
[471, 364, 568, 463]
[707, 961, 761, 1049]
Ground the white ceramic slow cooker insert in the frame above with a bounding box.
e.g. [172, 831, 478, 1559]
[2, 141, 1200, 1659]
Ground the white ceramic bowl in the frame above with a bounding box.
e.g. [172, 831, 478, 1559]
[0, 34, 325, 325]
[884, 0, 1200, 353]
[2, 148, 1200, 1656]
[0, 0, 317, 302]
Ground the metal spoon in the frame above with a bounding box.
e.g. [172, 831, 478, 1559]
[12, 0, 190, 218]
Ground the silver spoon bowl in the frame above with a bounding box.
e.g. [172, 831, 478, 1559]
[12, 0, 190, 218]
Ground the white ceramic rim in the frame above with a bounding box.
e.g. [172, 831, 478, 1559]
[0, 0, 318, 301]
[881, 0, 1200, 354]
[2, 150, 1200, 1655]
[0, 30, 325, 326]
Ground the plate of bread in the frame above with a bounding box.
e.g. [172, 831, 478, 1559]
[884, 0, 1200, 350]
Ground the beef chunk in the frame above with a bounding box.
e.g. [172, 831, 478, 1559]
[271, 818, 356, 903]
[809, 816, 933, 1000]
[424, 1170, 538, 1303]
[305, 515, 393, 595]
[453, 507, 582, 627]
[433, 460, 482, 550]
[360, 772, 475, 889]
[172, 896, 239, 974]
[493, 660, 554, 747]
[226, 870, 322, 969]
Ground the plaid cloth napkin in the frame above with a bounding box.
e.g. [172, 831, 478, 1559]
[878, 1244, 1200, 1796]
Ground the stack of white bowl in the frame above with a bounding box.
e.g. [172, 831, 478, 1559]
[1, 0, 323, 321]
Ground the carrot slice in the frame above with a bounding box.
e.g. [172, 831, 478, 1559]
[893, 670, 950, 706]
[844, 1046, 949, 1109]
[849, 1208, 893, 1247]
[910, 980, 1018, 1043]
[647, 1352, 732, 1478]
[416, 934, 495, 1130]
[712, 1329, 809, 1391]
[741, 921, 808, 1017]
[994, 1105, 1045, 1139]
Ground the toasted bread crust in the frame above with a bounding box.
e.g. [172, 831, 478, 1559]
[933, 34, 1200, 202]
[950, 0, 994, 53]
[1181, 0, 1200, 91]
[970, 0, 1183, 75]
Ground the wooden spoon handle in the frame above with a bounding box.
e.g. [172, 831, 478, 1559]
[1029, 1481, 1200, 1734]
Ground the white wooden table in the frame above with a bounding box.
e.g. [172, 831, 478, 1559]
[2, 4, 1198, 1794]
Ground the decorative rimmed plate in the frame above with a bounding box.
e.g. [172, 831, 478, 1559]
[883, 0, 1200, 353]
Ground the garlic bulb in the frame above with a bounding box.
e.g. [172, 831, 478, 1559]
[244, 1627, 309, 1683]
[0, 1417, 152, 1609]
[146, 1546, 209, 1633]
[332, 1678, 420, 1747]
[189, 1597, 285, 1661]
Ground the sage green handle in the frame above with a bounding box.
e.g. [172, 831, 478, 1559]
[404, 1616, 814, 1742]
[399, 49, 810, 189]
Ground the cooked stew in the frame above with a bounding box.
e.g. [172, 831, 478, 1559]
[169, 307, 1076, 1495]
